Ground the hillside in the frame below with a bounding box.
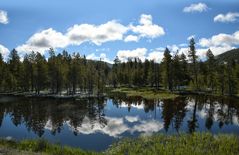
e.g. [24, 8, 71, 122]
[216, 48, 239, 63]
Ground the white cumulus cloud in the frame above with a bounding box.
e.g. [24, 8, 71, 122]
[116, 47, 176, 63]
[16, 28, 69, 55]
[202, 45, 234, 56]
[195, 31, 239, 56]
[67, 20, 128, 46]
[147, 50, 164, 63]
[117, 48, 147, 62]
[129, 14, 165, 39]
[0, 44, 10, 60]
[16, 14, 165, 56]
[86, 53, 113, 64]
[183, 3, 208, 13]
[124, 35, 139, 42]
[214, 12, 239, 23]
[199, 31, 239, 47]
[0, 10, 8, 24]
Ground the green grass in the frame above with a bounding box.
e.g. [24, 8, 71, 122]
[111, 87, 179, 100]
[0, 133, 239, 155]
[106, 133, 239, 155]
[0, 139, 99, 155]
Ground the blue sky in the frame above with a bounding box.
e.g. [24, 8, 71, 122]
[0, 0, 239, 63]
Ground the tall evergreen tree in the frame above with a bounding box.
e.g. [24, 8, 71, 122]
[112, 56, 120, 88]
[20, 54, 32, 91]
[161, 48, 173, 91]
[0, 53, 4, 91]
[8, 49, 21, 90]
[188, 38, 199, 90]
[179, 53, 189, 86]
[206, 49, 216, 92]
[35, 53, 48, 94]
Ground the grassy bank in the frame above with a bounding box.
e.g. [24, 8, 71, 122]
[0, 139, 99, 155]
[1, 133, 238, 155]
[110, 87, 179, 100]
[106, 133, 239, 155]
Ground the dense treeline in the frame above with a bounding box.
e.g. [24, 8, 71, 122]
[110, 38, 239, 96]
[0, 38, 238, 96]
[0, 48, 109, 95]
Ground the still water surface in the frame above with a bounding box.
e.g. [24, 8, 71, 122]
[0, 95, 239, 151]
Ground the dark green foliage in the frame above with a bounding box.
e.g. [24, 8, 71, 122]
[8, 49, 21, 90]
[216, 48, 239, 63]
[0, 48, 109, 95]
[161, 48, 173, 90]
[35, 53, 48, 94]
[188, 38, 199, 90]
[0, 42, 238, 96]
[0, 53, 4, 91]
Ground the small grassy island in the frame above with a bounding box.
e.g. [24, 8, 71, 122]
[110, 87, 179, 100]
[110, 87, 239, 101]
[0, 133, 238, 155]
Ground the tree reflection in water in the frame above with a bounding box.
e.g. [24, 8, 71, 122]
[0, 95, 239, 138]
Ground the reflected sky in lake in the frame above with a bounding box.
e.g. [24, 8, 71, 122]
[0, 95, 239, 151]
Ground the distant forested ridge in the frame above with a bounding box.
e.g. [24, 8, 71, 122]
[216, 48, 239, 63]
[0, 38, 238, 96]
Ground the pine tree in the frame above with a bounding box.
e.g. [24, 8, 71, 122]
[20, 54, 31, 91]
[206, 49, 216, 92]
[179, 53, 189, 87]
[28, 51, 37, 92]
[8, 49, 21, 91]
[225, 60, 238, 95]
[172, 52, 183, 90]
[147, 60, 155, 87]
[188, 38, 199, 90]
[112, 56, 120, 88]
[48, 48, 57, 93]
[161, 48, 173, 91]
[35, 52, 48, 94]
[0, 53, 4, 91]
[216, 63, 226, 95]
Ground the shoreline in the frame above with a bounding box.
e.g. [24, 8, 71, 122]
[0, 92, 107, 100]
[0, 133, 238, 155]
[1, 88, 238, 100]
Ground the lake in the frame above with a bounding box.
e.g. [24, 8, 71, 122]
[0, 95, 239, 151]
